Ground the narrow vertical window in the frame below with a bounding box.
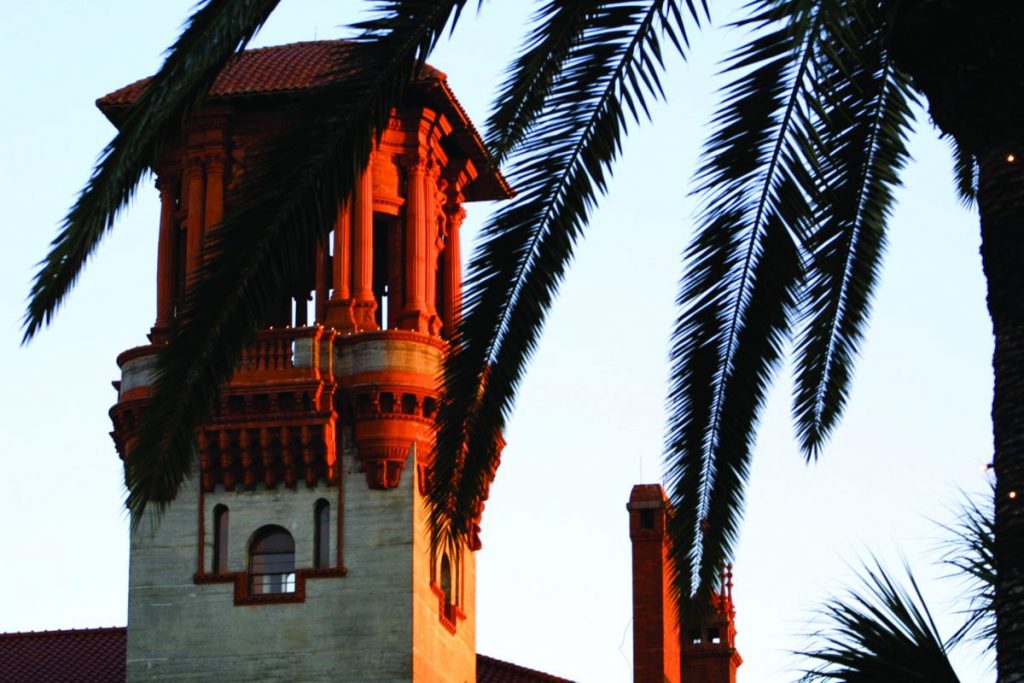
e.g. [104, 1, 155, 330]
[435, 551, 458, 631]
[212, 504, 229, 573]
[440, 553, 453, 608]
[314, 499, 331, 569]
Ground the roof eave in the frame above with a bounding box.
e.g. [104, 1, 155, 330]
[95, 69, 513, 202]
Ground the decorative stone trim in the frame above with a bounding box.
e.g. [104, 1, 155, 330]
[198, 418, 337, 492]
[332, 327, 447, 351]
[357, 444, 411, 489]
[193, 567, 347, 606]
[429, 582, 466, 635]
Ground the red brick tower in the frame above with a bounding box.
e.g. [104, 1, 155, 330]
[627, 484, 742, 683]
[104, 42, 510, 682]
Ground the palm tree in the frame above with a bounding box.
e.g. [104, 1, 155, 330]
[798, 494, 995, 681]
[22, 0, 1024, 679]
[426, 1, 1024, 678]
[799, 560, 964, 682]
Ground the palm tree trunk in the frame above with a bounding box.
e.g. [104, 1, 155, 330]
[978, 151, 1024, 683]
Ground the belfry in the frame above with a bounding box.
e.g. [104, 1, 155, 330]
[104, 41, 511, 682]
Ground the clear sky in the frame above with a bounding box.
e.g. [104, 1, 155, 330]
[0, 2, 995, 681]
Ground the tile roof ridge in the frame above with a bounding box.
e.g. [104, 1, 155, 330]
[477, 653, 576, 682]
[245, 38, 354, 48]
[0, 626, 126, 640]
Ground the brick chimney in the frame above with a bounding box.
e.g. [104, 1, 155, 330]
[627, 484, 680, 683]
[628, 484, 742, 683]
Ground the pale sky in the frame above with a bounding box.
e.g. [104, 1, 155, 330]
[0, 2, 994, 681]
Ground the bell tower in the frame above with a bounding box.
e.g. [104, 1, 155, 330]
[105, 41, 510, 682]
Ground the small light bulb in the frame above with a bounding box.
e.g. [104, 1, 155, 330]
[1010, 491, 1018, 500]
[1007, 153, 1017, 163]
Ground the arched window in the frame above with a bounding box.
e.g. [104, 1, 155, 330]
[439, 553, 453, 608]
[249, 526, 296, 595]
[314, 499, 330, 569]
[212, 505, 229, 573]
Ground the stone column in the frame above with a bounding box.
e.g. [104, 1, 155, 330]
[153, 174, 178, 339]
[442, 191, 466, 338]
[334, 199, 352, 301]
[401, 157, 429, 333]
[184, 157, 205, 286]
[203, 152, 225, 237]
[352, 162, 378, 330]
[325, 200, 357, 333]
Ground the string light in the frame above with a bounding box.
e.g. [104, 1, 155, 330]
[1010, 491, 1018, 500]
[1007, 153, 1017, 163]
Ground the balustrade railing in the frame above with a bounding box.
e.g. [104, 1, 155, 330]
[237, 326, 331, 376]
[239, 329, 295, 372]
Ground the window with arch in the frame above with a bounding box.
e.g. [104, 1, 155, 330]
[212, 504, 229, 573]
[439, 553, 453, 609]
[435, 550, 459, 632]
[249, 525, 296, 595]
[314, 499, 331, 569]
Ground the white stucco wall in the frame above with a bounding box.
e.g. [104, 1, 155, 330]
[125, 334, 476, 682]
[128, 439, 418, 682]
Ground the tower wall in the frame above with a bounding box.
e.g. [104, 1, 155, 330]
[127, 466, 417, 682]
[122, 335, 476, 683]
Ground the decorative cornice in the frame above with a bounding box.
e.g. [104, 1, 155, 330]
[331, 328, 447, 352]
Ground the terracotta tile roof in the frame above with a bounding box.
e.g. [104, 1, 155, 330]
[0, 627, 125, 683]
[95, 39, 511, 202]
[477, 654, 575, 683]
[0, 628, 571, 682]
[97, 40, 444, 108]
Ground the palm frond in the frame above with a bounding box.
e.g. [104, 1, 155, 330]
[125, 0, 469, 521]
[666, 0, 826, 614]
[429, 0, 703, 554]
[790, 1, 916, 457]
[942, 490, 996, 653]
[484, 0, 604, 162]
[798, 559, 961, 682]
[948, 136, 979, 208]
[23, 0, 280, 342]
[485, 0, 701, 163]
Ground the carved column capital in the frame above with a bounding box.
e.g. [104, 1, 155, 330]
[399, 152, 430, 175]
[445, 204, 467, 232]
[201, 150, 227, 173]
[183, 155, 205, 178]
[425, 157, 442, 182]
